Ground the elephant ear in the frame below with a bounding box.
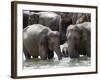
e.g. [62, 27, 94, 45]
[81, 26, 91, 42]
[75, 25, 90, 45]
[39, 28, 50, 46]
[66, 25, 73, 40]
[74, 26, 84, 40]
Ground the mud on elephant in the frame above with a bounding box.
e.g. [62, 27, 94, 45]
[66, 22, 91, 58]
[23, 24, 62, 60]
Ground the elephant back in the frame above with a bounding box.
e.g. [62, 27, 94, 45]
[23, 24, 50, 56]
[39, 12, 61, 31]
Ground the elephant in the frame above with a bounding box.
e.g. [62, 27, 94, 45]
[23, 24, 62, 60]
[28, 12, 39, 25]
[27, 12, 61, 31]
[57, 12, 73, 44]
[57, 13, 91, 44]
[61, 42, 68, 57]
[76, 13, 91, 24]
[66, 22, 91, 58]
[38, 12, 61, 32]
[24, 11, 63, 44]
[23, 11, 63, 44]
[39, 12, 64, 44]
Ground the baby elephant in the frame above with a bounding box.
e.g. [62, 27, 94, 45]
[23, 24, 62, 60]
[61, 42, 69, 57]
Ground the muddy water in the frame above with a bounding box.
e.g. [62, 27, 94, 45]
[23, 54, 91, 70]
[23, 44, 91, 70]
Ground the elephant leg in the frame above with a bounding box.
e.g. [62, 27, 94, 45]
[62, 48, 68, 57]
[39, 45, 48, 60]
[23, 45, 31, 60]
[48, 50, 54, 59]
[39, 37, 48, 60]
[39, 34, 49, 60]
[69, 50, 80, 58]
[86, 48, 91, 57]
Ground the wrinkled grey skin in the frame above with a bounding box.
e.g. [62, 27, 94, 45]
[66, 22, 91, 58]
[57, 13, 90, 44]
[28, 12, 61, 31]
[76, 14, 91, 24]
[28, 12, 40, 25]
[28, 12, 63, 44]
[39, 12, 61, 31]
[23, 24, 62, 60]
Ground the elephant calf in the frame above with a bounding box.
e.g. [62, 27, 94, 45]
[23, 24, 62, 60]
[66, 22, 91, 58]
[61, 42, 69, 57]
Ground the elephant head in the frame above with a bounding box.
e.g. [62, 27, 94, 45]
[28, 12, 40, 25]
[66, 22, 91, 58]
[47, 31, 62, 60]
[67, 26, 81, 58]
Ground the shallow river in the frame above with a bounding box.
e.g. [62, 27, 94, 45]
[23, 55, 91, 70]
[23, 44, 91, 70]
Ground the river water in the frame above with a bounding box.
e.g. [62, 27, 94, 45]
[23, 44, 91, 70]
[23, 48, 91, 70]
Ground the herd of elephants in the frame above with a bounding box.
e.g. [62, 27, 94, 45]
[23, 11, 91, 61]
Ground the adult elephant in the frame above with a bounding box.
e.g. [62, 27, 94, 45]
[23, 24, 62, 60]
[75, 13, 91, 24]
[28, 12, 61, 31]
[28, 11, 63, 44]
[28, 12, 40, 25]
[66, 22, 91, 58]
[38, 12, 61, 31]
[58, 13, 91, 43]
[58, 12, 74, 44]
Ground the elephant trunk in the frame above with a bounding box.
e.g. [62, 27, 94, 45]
[68, 44, 80, 58]
[54, 46, 62, 60]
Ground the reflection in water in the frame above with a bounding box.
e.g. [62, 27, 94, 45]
[23, 55, 91, 70]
